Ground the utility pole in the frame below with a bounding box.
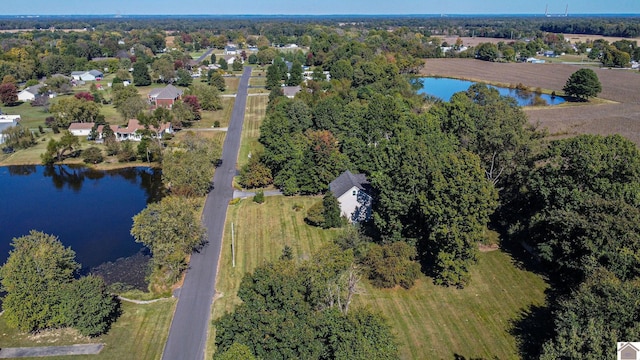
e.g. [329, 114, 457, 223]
[231, 222, 235, 268]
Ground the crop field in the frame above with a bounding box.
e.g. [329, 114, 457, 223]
[423, 58, 640, 144]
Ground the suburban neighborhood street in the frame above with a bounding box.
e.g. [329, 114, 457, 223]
[162, 67, 251, 360]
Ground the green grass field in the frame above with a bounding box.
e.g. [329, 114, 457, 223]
[357, 250, 548, 360]
[237, 95, 267, 168]
[222, 77, 240, 94]
[206, 195, 548, 360]
[0, 299, 175, 360]
[206, 196, 339, 358]
[196, 97, 235, 129]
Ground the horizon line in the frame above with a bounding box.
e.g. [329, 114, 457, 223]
[4, 13, 640, 16]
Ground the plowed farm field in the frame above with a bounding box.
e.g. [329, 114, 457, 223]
[422, 59, 640, 145]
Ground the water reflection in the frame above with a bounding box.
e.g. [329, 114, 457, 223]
[0, 165, 164, 270]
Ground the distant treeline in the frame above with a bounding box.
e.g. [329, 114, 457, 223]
[0, 16, 639, 39]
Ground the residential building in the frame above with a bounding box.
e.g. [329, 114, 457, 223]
[329, 170, 373, 223]
[68, 122, 95, 137]
[97, 119, 173, 142]
[148, 84, 183, 109]
[70, 70, 104, 81]
[17, 84, 44, 102]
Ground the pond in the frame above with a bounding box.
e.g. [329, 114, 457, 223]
[0, 165, 163, 275]
[417, 77, 566, 106]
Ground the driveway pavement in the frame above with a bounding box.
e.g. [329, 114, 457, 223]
[0, 344, 103, 358]
[161, 67, 251, 360]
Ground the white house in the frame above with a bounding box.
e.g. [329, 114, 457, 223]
[329, 170, 373, 223]
[70, 70, 103, 81]
[224, 45, 238, 55]
[0, 115, 21, 144]
[68, 122, 95, 137]
[97, 119, 173, 142]
[18, 84, 44, 102]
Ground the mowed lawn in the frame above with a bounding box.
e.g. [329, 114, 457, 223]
[237, 95, 267, 168]
[0, 299, 175, 360]
[206, 194, 548, 359]
[356, 250, 548, 360]
[207, 196, 340, 358]
[197, 97, 235, 128]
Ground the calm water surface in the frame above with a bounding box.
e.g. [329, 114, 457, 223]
[0, 165, 163, 270]
[417, 77, 566, 106]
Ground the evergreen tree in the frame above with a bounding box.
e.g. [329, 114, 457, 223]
[266, 65, 281, 90]
[322, 191, 342, 228]
[286, 60, 303, 86]
[132, 62, 151, 86]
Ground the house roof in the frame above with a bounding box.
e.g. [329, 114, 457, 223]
[71, 70, 103, 77]
[0, 115, 21, 123]
[148, 84, 183, 100]
[109, 119, 171, 135]
[282, 85, 301, 98]
[21, 84, 43, 95]
[68, 122, 95, 130]
[329, 170, 369, 198]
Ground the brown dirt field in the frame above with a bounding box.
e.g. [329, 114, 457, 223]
[422, 58, 640, 145]
[436, 36, 512, 48]
[563, 34, 640, 44]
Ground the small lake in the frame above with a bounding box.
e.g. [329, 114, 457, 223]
[417, 77, 566, 106]
[0, 165, 163, 272]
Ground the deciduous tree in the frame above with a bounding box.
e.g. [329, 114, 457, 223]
[131, 196, 206, 286]
[0, 82, 18, 105]
[563, 68, 601, 101]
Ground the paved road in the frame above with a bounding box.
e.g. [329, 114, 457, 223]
[195, 48, 214, 63]
[162, 67, 251, 360]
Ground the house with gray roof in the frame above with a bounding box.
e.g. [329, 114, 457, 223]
[70, 70, 103, 81]
[148, 84, 183, 109]
[0, 115, 21, 145]
[18, 84, 44, 102]
[329, 170, 373, 223]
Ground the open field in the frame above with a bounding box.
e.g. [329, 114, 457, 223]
[237, 95, 267, 168]
[196, 97, 235, 128]
[0, 299, 175, 360]
[222, 76, 240, 94]
[206, 195, 548, 359]
[435, 34, 639, 48]
[356, 250, 547, 359]
[207, 196, 340, 358]
[563, 33, 640, 44]
[423, 58, 640, 144]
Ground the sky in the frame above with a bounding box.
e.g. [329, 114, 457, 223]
[2, 0, 640, 16]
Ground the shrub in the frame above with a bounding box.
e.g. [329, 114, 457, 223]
[253, 190, 265, 204]
[213, 120, 220, 128]
[82, 146, 104, 164]
[364, 242, 421, 289]
[305, 201, 324, 227]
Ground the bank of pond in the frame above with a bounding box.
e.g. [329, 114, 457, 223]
[0, 165, 164, 290]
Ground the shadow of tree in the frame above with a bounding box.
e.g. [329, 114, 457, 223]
[509, 303, 555, 359]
